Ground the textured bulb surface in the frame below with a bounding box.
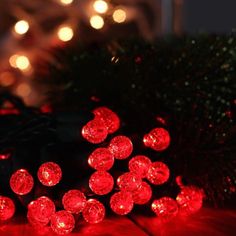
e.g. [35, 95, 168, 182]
[132, 182, 152, 205]
[147, 162, 170, 185]
[50, 210, 75, 235]
[37, 162, 62, 186]
[27, 196, 55, 226]
[176, 186, 204, 215]
[62, 190, 86, 214]
[108, 136, 133, 159]
[143, 128, 170, 151]
[93, 107, 120, 134]
[129, 155, 152, 178]
[10, 169, 34, 195]
[88, 148, 114, 171]
[82, 119, 108, 144]
[117, 172, 142, 192]
[110, 191, 134, 215]
[0, 196, 15, 221]
[89, 171, 114, 195]
[151, 197, 178, 221]
[82, 199, 105, 224]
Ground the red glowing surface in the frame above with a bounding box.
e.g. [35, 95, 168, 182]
[82, 199, 105, 224]
[88, 148, 114, 171]
[132, 182, 152, 205]
[37, 162, 62, 187]
[62, 189, 86, 214]
[128, 155, 152, 178]
[147, 161, 170, 185]
[143, 128, 170, 151]
[108, 136, 133, 160]
[0, 196, 15, 221]
[0, 208, 235, 236]
[10, 169, 34, 195]
[27, 196, 55, 226]
[89, 171, 114, 195]
[151, 197, 178, 221]
[82, 119, 108, 144]
[110, 191, 134, 215]
[50, 210, 75, 235]
[117, 172, 142, 192]
[176, 186, 204, 216]
[93, 107, 120, 134]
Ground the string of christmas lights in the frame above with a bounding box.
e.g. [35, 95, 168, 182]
[0, 106, 204, 235]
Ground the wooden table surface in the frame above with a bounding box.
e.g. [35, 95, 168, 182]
[0, 208, 235, 236]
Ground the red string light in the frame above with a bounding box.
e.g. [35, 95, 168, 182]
[128, 155, 152, 178]
[147, 161, 170, 185]
[27, 196, 55, 226]
[37, 162, 62, 187]
[117, 172, 142, 192]
[151, 197, 178, 221]
[62, 189, 86, 214]
[143, 128, 170, 151]
[132, 181, 152, 205]
[89, 171, 114, 195]
[50, 210, 75, 235]
[108, 136, 133, 160]
[88, 148, 114, 171]
[82, 199, 105, 224]
[110, 191, 134, 215]
[10, 169, 34, 195]
[0, 196, 15, 221]
[82, 119, 108, 144]
[176, 186, 204, 216]
[93, 107, 120, 134]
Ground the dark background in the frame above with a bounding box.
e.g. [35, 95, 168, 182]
[183, 0, 236, 33]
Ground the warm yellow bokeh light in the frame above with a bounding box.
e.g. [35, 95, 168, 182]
[112, 9, 127, 23]
[90, 15, 104, 29]
[16, 83, 31, 97]
[59, 0, 73, 5]
[14, 20, 29, 35]
[16, 56, 30, 70]
[57, 26, 74, 42]
[9, 54, 19, 68]
[93, 0, 108, 14]
[0, 72, 15, 87]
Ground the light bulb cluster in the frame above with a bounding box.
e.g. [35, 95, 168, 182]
[0, 107, 204, 234]
[89, 0, 127, 30]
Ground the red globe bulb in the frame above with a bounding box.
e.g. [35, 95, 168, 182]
[147, 161, 170, 185]
[37, 162, 62, 187]
[0, 196, 15, 221]
[62, 189, 86, 214]
[132, 182, 152, 205]
[27, 196, 55, 226]
[82, 119, 108, 144]
[82, 199, 105, 224]
[128, 155, 152, 178]
[89, 171, 114, 195]
[117, 172, 142, 192]
[110, 191, 134, 215]
[88, 148, 114, 171]
[93, 107, 120, 134]
[143, 128, 170, 151]
[176, 186, 204, 216]
[108, 136, 133, 160]
[151, 197, 178, 221]
[50, 210, 75, 235]
[10, 169, 34, 195]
